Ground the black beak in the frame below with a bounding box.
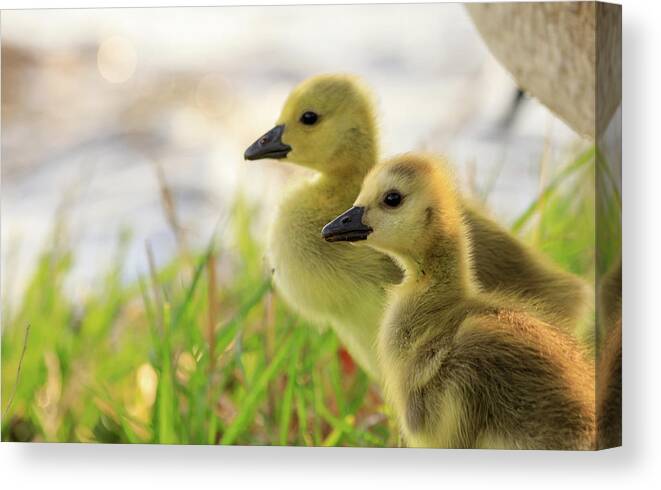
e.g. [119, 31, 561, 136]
[322, 206, 372, 243]
[244, 124, 292, 160]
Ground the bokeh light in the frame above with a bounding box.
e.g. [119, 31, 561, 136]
[97, 35, 137, 83]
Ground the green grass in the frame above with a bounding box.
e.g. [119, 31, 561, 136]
[1, 144, 620, 445]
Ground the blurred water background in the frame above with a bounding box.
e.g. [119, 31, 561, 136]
[1, 4, 586, 305]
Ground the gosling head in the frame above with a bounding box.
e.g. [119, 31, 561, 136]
[244, 74, 378, 175]
[322, 153, 463, 259]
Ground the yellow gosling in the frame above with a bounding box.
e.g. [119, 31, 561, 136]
[323, 153, 595, 449]
[246, 74, 401, 377]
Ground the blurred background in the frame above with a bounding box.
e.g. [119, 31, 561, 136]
[1, 5, 604, 445]
[1, 4, 586, 302]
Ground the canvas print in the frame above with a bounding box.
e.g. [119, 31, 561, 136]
[1, 2, 621, 449]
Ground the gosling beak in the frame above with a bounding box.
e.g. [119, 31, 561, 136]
[322, 206, 372, 243]
[244, 124, 292, 160]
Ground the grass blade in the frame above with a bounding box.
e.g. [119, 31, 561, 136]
[220, 332, 296, 445]
[214, 279, 272, 354]
[512, 146, 595, 233]
[278, 329, 305, 445]
[2, 324, 31, 421]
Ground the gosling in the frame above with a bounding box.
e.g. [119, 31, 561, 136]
[323, 153, 595, 449]
[245, 74, 401, 377]
[245, 74, 590, 378]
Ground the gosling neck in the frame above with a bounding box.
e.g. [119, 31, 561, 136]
[321, 130, 378, 186]
[396, 226, 476, 302]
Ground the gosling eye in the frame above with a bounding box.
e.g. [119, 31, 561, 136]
[383, 191, 403, 208]
[300, 111, 319, 125]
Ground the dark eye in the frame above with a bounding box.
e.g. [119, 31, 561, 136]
[383, 192, 402, 208]
[300, 111, 319, 125]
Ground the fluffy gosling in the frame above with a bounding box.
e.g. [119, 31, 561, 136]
[245, 74, 401, 377]
[323, 153, 595, 449]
